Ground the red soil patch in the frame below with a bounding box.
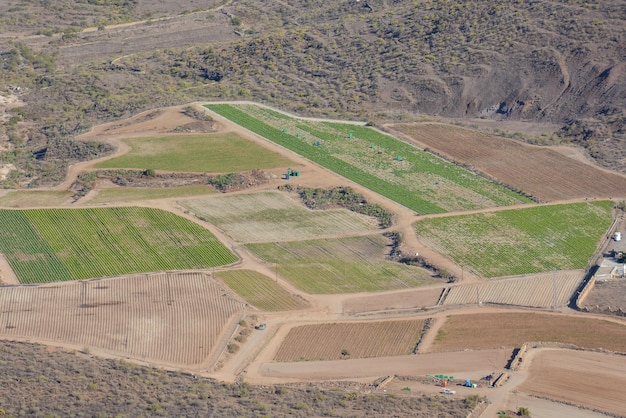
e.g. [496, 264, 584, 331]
[388, 123, 626, 202]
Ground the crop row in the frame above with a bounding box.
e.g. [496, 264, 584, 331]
[442, 271, 583, 308]
[206, 104, 531, 214]
[0, 272, 246, 366]
[274, 319, 426, 362]
[415, 201, 614, 278]
[245, 235, 436, 294]
[217, 269, 309, 311]
[180, 191, 378, 243]
[0, 210, 72, 283]
[0, 207, 238, 283]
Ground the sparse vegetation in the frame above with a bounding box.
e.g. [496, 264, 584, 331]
[246, 235, 436, 294]
[415, 201, 614, 278]
[217, 269, 309, 311]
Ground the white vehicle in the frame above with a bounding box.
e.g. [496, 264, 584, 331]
[441, 389, 456, 395]
[614, 232, 622, 241]
[255, 323, 267, 330]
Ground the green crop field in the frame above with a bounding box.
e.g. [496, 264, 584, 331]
[415, 201, 614, 278]
[89, 185, 216, 204]
[205, 104, 531, 214]
[217, 269, 309, 311]
[245, 235, 436, 294]
[0, 207, 238, 283]
[0, 190, 73, 208]
[179, 191, 379, 243]
[96, 132, 292, 173]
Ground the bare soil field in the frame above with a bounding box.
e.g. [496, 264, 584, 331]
[274, 320, 426, 362]
[518, 349, 626, 417]
[431, 312, 626, 353]
[0, 272, 246, 368]
[180, 191, 380, 243]
[581, 279, 626, 313]
[441, 270, 583, 309]
[388, 123, 626, 201]
[256, 349, 511, 382]
[342, 287, 443, 315]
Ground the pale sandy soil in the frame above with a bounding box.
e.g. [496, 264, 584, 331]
[0, 254, 19, 285]
[249, 349, 511, 383]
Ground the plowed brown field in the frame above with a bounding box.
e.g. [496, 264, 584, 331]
[519, 349, 626, 417]
[431, 312, 626, 353]
[274, 319, 425, 361]
[388, 123, 626, 201]
[0, 272, 246, 368]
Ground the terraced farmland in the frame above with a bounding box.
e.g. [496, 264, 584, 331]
[95, 133, 292, 173]
[274, 319, 426, 361]
[0, 207, 238, 283]
[180, 191, 379, 243]
[415, 201, 614, 278]
[217, 269, 309, 311]
[0, 272, 246, 366]
[246, 235, 436, 294]
[205, 104, 531, 214]
[441, 270, 583, 308]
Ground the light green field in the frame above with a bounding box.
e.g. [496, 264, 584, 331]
[96, 132, 293, 172]
[89, 185, 217, 204]
[206, 104, 532, 214]
[0, 207, 238, 283]
[0, 190, 73, 207]
[217, 269, 309, 311]
[245, 235, 436, 294]
[415, 201, 614, 278]
[179, 191, 379, 243]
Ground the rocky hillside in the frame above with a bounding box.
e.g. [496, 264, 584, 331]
[1, 0, 625, 186]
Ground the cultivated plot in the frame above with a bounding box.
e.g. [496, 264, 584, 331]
[0, 207, 237, 283]
[431, 312, 626, 353]
[415, 201, 614, 278]
[441, 270, 583, 308]
[217, 269, 309, 311]
[274, 319, 426, 361]
[390, 123, 626, 201]
[246, 235, 436, 294]
[89, 185, 216, 204]
[96, 133, 292, 173]
[0, 272, 246, 367]
[0, 190, 72, 208]
[518, 349, 626, 417]
[180, 191, 379, 243]
[206, 104, 531, 214]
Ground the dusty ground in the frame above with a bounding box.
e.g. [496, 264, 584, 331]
[518, 348, 626, 417]
[0, 254, 19, 285]
[2, 103, 626, 418]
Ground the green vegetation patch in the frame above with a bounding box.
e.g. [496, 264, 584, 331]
[245, 235, 436, 294]
[96, 133, 292, 173]
[89, 185, 217, 204]
[0, 210, 72, 283]
[0, 207, 237, 283]
[180, 191, 379, 243]
[217, 269, 309, 311]
[0, 190, 73, 208]
[415, 201, 614, 278]
[206, 104, 531, 214]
